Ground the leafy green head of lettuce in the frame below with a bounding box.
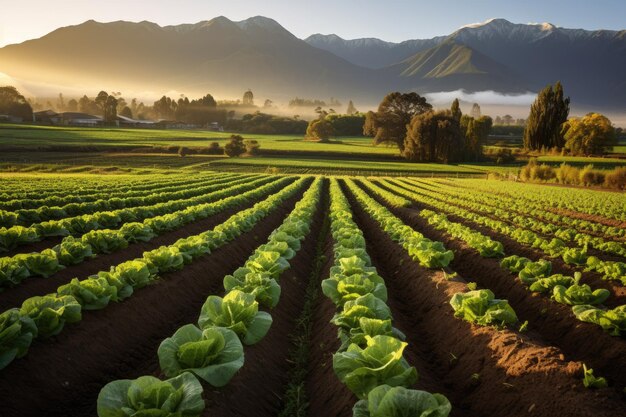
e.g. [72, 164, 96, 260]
[450, 289, 518, 326]
[352, 384, 452, 417]
[119, 222, 157, 243]
[407, 240, 454, 268]
[0, 257, 30, 288]
[97, 372, 205, 417]
[57, 277, 118, 310]
[223, 268, 281, 308]
[245, 250, 290, 279]
[80, 230, 128, 254]
[158, 324, 244, 387]
[111, 260, 153, 289]
[553, 283, 610, 306]
[331, 293, 392, 330]
[198, 290, 273, 345]
[19, 294, 82, 338]
[528, 273, 578, 293]
[339, 317, 405, 351]
[0, 308, 37, 370]
[561, 247, 588, 266]
[500, 255, 531, 274]
[333, 335, 418, 399]
[14, 249, 63, 278]
[0, 225, 38, 251]
[173, 236, 211, 264]
[572, 305, 626, 336]
[53, 238, 94, 265]
[268, 230, 301, 253]
[143, 247, 185, 275]
[330, 256, 377, 277]
[322, 271, 388, 307]
[255, 241, 295, 261]
[518, 259, 552, 285]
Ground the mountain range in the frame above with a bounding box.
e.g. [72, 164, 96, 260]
[0, 17, 624, 110]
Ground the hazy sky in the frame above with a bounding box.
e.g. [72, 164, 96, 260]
[1, 0, 624, 47]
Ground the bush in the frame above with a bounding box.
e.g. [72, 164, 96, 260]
[200, 141, 223, 155]
[244, 139, 260, 156]
[579, 164, 605, 186]
[177, 146, 190, 157]
[224, 135, 246, 157]
[556, 163, 580, 184]
[604, 167, 626, 190]
[493, 148, 515, 165]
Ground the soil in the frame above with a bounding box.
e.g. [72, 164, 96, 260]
[0, 187, 275, 311]
[548, 207, 626, 229]
[343, 180, 625, 417]
[0, 188, 305, 417]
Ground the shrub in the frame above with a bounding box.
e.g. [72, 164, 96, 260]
[244, 139, 260, 156]
[556, 163, 580, 184]
[604, 167, 626, 190]
[178, 146, 190, 157]
[224, 135, 246, 157]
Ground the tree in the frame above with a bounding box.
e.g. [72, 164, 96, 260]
[502, 114, 514, 125]
[243, 90, 254, 106]
[523, 82, 570, 150]
[67, 99, 78, 112]
[57, 93, 65, 111]
[0, 86, 33, 119]
[244, 139, 261, 155]
[403, 110, 464, 163]
[224, 135, 246, 157]
[562, 113, 617, 155]
[464, 115, 492, 161]
[263, 99, 273, 109]
[470, 103, 481, 119]
[450, 98, 462, 121]
[104, 95, 118, 124]
[305, 118, 334, 142]
[346, 100, 357, 115]
[120, 106, 133, 118]
[372, 92, 432, 151]
[363, 111, 377, 136]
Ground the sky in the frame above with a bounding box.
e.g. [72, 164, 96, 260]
[1, 0, 625, 47]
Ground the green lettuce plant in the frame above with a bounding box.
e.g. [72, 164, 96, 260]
[333, 335, 418, 399]
[19, 294, 82, 338]
[223, 268, 281, 308]
[57, 277, 118, 310]
[322, 270, 388, 306]
[119, 222, 156, 243]
[245, 250, 290, 279]
[562, 247, 588, 266]
[450, 289, 518, 326]
[0, 257, 30, 287]
[198, 290, 272, 345]
[352, 384, 451, 417]
[553, 283, 610, 306]
[158, 324, 244, 386]
[331, 293, 392, 331]
[97, 372, 205, 417]
[143, 247, 185, 274]
[0, 226, 38, 252]
[53, 238, 94, 265]
[340, 317, 405, 351]
[173, 236, 210, 264]
[582, 364, 608, 389]
[14, 249, 63, 278]
[81, 230, 128, 254]
[518, 259, 552, 285]
[528, 273, 578, 293]
[407, 241, 454, 268]
[500, 255, 531, 274]
[0, 308, 37, 370]
[572, 305, 626, 336]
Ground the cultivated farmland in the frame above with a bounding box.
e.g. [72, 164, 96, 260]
[0, 173, 624, 417]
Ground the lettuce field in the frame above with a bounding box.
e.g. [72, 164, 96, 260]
[0, 172, 624, 417]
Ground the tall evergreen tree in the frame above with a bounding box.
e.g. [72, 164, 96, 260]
[451, 98, 462, 121]
[523, 82, 570, 150]
[346, 100, 357, 115]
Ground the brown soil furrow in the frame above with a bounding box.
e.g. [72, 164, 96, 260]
[344, 182, 625, 417]
[199, 180, 327, 417]
[0, 189, 305, 417]
[0, 189, 274, 311]
[382, 200, 626, 390]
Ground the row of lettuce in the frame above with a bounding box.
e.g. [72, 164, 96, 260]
[368, 178, 624, 337]
[0, 173, 242, 227]
[324, 178, 453, 417]
[0, 173, 219, 212]
[444, 178, 626, 222]
[0, 176, 305, 371]
[0, 174, 262, 250]
[407, 178, 626, 258]
[0, 175, 280, 288]
[0, 172, 199, 202]
[95, 178, 322, 416]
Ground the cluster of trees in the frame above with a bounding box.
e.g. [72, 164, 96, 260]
[304, 107, 366, 141]
[152, 94, 228, 126]
[364, 93, 492, 163]
[288, 97, 341, 108]
[494, 115, 526, 126]
[523, 82, 616, 155]
[0, 86, 33, 120]
[227, 112, 308, 135]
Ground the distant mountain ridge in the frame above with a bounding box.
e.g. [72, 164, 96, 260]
[0, 17, 624, 109]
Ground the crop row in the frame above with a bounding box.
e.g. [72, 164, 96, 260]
[95, 177, 322, 416]
[0, 173, 238, 217]
[368, 178, 625, 336]
[407, 179, 625, 255]
[442, 178, 626, 221]
[324, 178, 453, 416]
[418, 179, 625, 239]
[0, 176, 307, 371]
[0, 174, 264, 252]
[0, 175, 285, 289]
[381, 178, 626, 286]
